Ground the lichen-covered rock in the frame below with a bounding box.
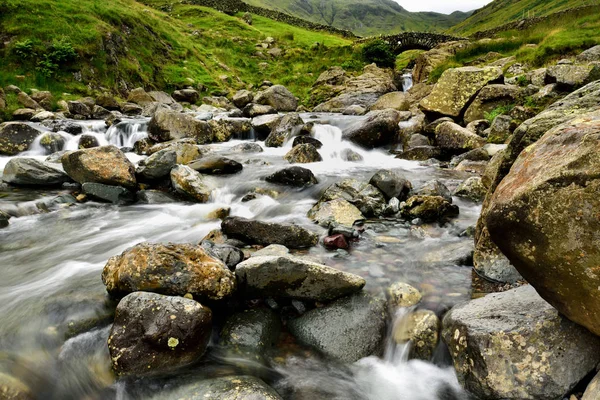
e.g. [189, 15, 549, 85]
[319, 178, 387, 218]
[577, 45, 600, 63]
[464, 84, 520, 124]
[2, 157, 70, 186]
[62, 145, 136, 188]
[187, 155, 243, 175]
[235, 255, 365, 302]
[222, 217, 318, 249]
[386, 282, 422, 308]
[255, 85, 297, 112]
[486, 111, 600, 335]
[308, 198, 364, 228]
[420, 66, 503, 117]
[219, 308, 281, 354]
[251, 114, 282, 138]
[435, 121, 486, 155]
[393, 310, 440, 360]
[243, 103, 277, 118]
[547, 64, 600, 89]
[473, 228, 522, 284]
[400, 195, 459, 222]
[0, 122, 43, 155]
[370, 91, 410, 111]
[396, 146, 441, 161]
[151, 376, 281, 400]
[136, 149, 177, 180]
[343, 110, 404, 148]
[442, 286, 600, 400]
[487, 115, 513, 144]
[108, 292, 212, 376]
[0, 372, 33, 400]
[148, 109, 213, 143]
[170, 165, 215, 203]
[454, 177, 486, 202]
[232, 89, 254, 108]
[288, 292, 386, 363]
[414, 179, 452, 203]
[82, 183, 135, 205]
[266, 166, 317, 187]
[264, 113, 303, 147]
[284, 143, 322, 164]
[209, 118, 252, 142]
[147, 140, 204, 165]
[369, 169, 412, 201]
[172, 88, 199, 103]
[102, 242, 236, 299]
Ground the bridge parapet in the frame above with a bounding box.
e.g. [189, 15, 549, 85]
[357, 32, 467, 53]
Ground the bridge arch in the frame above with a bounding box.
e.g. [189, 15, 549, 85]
[359, 32, 466, 54]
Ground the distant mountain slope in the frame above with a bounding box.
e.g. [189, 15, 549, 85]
[244, 0, 471, 36]
[450, 0, 593, 35]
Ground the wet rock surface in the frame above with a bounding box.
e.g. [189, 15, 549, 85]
[62, 145, 136, 188]
[2, 158, 70, 186]
[221, 217, 318, 249]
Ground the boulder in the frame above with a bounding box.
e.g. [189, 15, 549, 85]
[264, 113, 303, 148]
[172, 89, 199, 104]
[122, 102, 143, 116]
[251, 114, 282, 139]
[442, 286, 600, 399]
[136, 149, 177, 180]
[221, 217, 318, 249]
[243, 103, 277, 118]
[415, 180, 452, 203]
[435, 121, 486, 155]
[209, 118, 252, 142]
[108, 292, 212, 376]
[342, 105, 367, 115]
[82, 183, 135, 205]
[307, 198, 364, 228]
[62, 145, 136, 188]
[170, 165, 215, 203]
[199, 240, 244, 271]
[386, 282, 422, 308]
[400, 195, 459, 222]
[102, 242, 236, 299]
[95, 93, 120, 110]
[474, 228, 522, 284]
[265, 166, 317, 187]
[454, 177, 486, 202]
[78, 134, 100, 149]
[219, 308, 281, 354]
[393, 310, 440, 360]
[0, 211, 10, 229]
[231, 142, 264, 153]
[12, 108, 36, 121]
[583, 371, 600, 400]
[343, 109, 405, 148]
[464, 84, 520, 124]
[577, 45, 600, 63]
[547, 64, 600, 89]
[370, 92, 410, 111]
[396, 146, 441, 161]
[232, 90, 254, 108]
[67, 100, 91, 118]
[17, 92, 40, 110]
[413, 41, 469, 83]
[420, 66, 503, 117]
[287, 292, 386, 363]
[126, 88, 154, 105]
[92, 105, 111, 120]
[466, 119, 490, 136]
[284, 143, 322, 164]
[486, 111, 600, 335]
[148, 140, 203, 164]
[0, 122, 43, 155]
[449, 148, 490, 168]
[30, 110, 55, 122]
[319, 178, 387, 218]
[187, 155, 243, 175]
[2, 158, 70, 186]
[487, 115, 513, 144]
[369, 169, 412, 201]
[235, 255, 365, 302]
[255, 85, 297, 112]
[136, 190, 178, 204]
[340, 148, 363, 162]
[152, 376, 281, 400]
[292, 136, 322, 149]
[38, 132, 66, 154]
[148, 110, 213, 143]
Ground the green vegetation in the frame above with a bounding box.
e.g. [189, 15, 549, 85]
[485, 104, 515, 123]
[427, 6, 600, 83]
[362, 40, 396, 69]
[450, 0, 593, 36]
[244, 0, 471, 36]
[0, 0, 358, 105]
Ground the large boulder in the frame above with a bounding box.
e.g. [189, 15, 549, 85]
[547, 64, 600, 89]
[136, 149, 177, 180]
[126, 87, 154, 105]
[102, 242, 236, 299]
[284, 143, 322, 164]
[148, 109, 213, 143]
[265, 166, 317, 187]
[400, 195, 459, 222]
[0, 122, 42, 155]
[172, 89, 199, 103]
[170, 165, 215, 202]
[287, 292, 386, 363]
[147, 140, 204, 164]
[209, 118, 252, 142]
[577, 45, 600, 63]
[187, 155, 243, 175]
[318, 178, 387, 218]
[235, 255, 365, 302]
[2, 158, 69, 186]
[232, 89, 254, 108]
[464, 84, 520, 124]
[485, 111, 600, 335]
[82, 183, 135, 205]
[251, 114, 282, 138]
[108, 292, 212, 376]
[370, 92, 410, 111]
[420, 66, 503, 117]
[151, 376, 281, 400]
[62, 145, 136, 188]
[255, 85, 297, 112]
[369, 169, 412, 201]
[221, 217, 318, 249]
[435, 121, 486, 155]
[308, 198, 364, 228]
[264, 113, 303, 147]
[442, 286, 600, 400]
[343, 109, 405, 148]
[413, 41, 469, 84]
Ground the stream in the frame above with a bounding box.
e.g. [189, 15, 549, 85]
[0, 111, 479, 399]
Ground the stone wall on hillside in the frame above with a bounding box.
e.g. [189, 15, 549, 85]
[185, 0, 357, 38]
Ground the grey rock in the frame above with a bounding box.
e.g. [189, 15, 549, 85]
[82, 183, 135, 205]
[151, 376, 281, 400]
[200, 240, 244, 271]
[137, 149, 177, 180]
[136, 190, 178, 204]
[255, 84, 298, 112]
[222, 217, 318, 249]
[369, 169, 412, 201]
[266, 166, 317, 187]
[415, 180, 452, 203]
[343, 110, 404, 148]
[187, 155, 243, 175]
[170, 165, 215, 203]
[3, 158, 69, 186]
[220, 308, 281, 354]
[148, 109, 213, 143]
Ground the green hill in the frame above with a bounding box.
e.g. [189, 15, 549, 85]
[450, 0, 594, 36]
[0, 0, 356, 106]
[243, 0, 471, 37]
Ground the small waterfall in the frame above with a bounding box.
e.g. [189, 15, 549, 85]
[401, 73, 413, 92]
[105, 120, 149, 148]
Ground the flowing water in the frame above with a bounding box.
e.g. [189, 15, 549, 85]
[0, 111, 479, 399]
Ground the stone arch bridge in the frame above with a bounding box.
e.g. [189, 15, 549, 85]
[359, 32, 466, 54]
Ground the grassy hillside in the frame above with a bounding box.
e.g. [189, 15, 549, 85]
[450, 0, 593, 36]
[0, 0, 357, 105]
[244, 0, 471, 36]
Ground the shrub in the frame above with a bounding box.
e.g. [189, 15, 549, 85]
[341, 59, 363, 71]
[13, 39, 35, 59]
[362, 40, 395, 69]
[36, 38, 77, 77]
